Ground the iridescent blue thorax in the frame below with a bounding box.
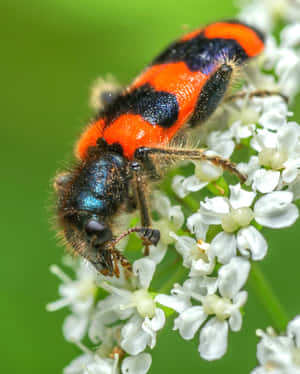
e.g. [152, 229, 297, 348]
[68, 152, 130, 217]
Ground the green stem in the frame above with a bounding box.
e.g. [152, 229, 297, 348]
[249, 262, 289, 332]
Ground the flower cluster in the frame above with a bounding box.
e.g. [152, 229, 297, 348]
[252, 316, 300, 373]
[48, 1, 300, 373]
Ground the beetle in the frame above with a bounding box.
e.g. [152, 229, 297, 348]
[54, 20, 264, 276]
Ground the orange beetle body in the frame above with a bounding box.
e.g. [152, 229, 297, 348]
[76, 21, 264, 160]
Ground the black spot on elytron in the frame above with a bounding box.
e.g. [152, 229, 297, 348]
[102, 83, 179, 129]
[152, 35, 248, 73]
[190, 63, 233, 126]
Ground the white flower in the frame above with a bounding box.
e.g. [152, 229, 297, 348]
[64, 351, 152, 374]
[172, 123, 250, 199]
[172, 174, 208, 199]
[150, 192, 184, 261]
[121, 353, 152, 374]
[288, 174, 300, 200]
[47, 261, 97, 342]
[248, 122, 300, 189]
[281, 22, 300, 48]
[157, 257, 250, 360]
[276, 48, 300, 99]
[238, 0, 300, 33]
[239, 159, 281, 194]
[206, 129, 236, 158]
[170, 233, 215, 277]
[252, 316, 300, 373]
[90, 258, 165, 355]
[262, 26, 300, 99]
[238, 115, 300, 193]
[191, 184, 298, 263]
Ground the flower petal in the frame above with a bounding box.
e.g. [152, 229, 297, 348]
[199, 197, 229, 224]
[254, 191, 299, 228]
[168, 205, 185, 229]
[229, 184, 256, 209]
[229, 310, 243, 332]
[174, 306, 207, 340]
[152, 193, 170, 217]
[277, 121, 300, 153]
[194, 159, 223, 182]
[172, 234, 197, 267]
[149, 242, 168, 264]
[184, 276, 218, 297]
[210, 231, 237, 264]
[64, 354, 93, 374]
[120, 315, 148, 355]
[218, 257, 250, 298]
[259, 110, 287, 131]
[252, 169, 280, 193]
[155, 292, 191, 314]
[85, 356, 116, 374]
[142, 309, 165, 349]
[200, 196, 230, 215]
[190, 256, 215, 277]
[287, 315, 300, 348]
[207, 130, 235, 158]
[133, 258, 156, 289]
[288, 175, 300, 200]
[282, 164, 298, 184]
[187, 213, 209, 240]
[172, 175, 207, 198]
[63, 314, 88, 342]
[237, 226, 268, 261]
[198, 317, 229, 361]
[281, 23, 300, 48]
[121, 353, 152, 374]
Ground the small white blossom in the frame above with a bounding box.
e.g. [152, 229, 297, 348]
[172, 126, 245, 199]
[151, 192, 184, 261]
[170, 233, 215, 277]
[64, 350, 152, 374]
[281, 22, 300, 48]
[252, 316, 300, 373]
[121, 353, 152, 374]
[238, 0, 300, 32]
[47, 261, 97, 342]
[239, 121, 300, 192]
[90, 258, 165, 356]
[262, 26, 300, 100]
[288, 174, 300, 200]
[172, 174, 208, 199]
[157, 257, 250, 360]
[191, 184, 298, 263]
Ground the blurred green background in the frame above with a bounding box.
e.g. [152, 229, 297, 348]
[1, 0, 300, 373]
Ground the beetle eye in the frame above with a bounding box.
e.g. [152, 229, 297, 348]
[85, 219, 112, 244]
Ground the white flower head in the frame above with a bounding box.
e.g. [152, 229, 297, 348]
[172, 131, 237, 199]
[90, 258, 165, 356]
[238, 0, 300, 33]
[47, 260, 97, 342]
[157, 257, 250, 360]
[64, 350, 152, 374]
[151, 192, 184, 261]
[193, 184, 298, 263]
[170, 232, 215, 277]
[245, 122, 300, 192]
[252, 316, 300, 373]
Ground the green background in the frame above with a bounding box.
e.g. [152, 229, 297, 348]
[1, 0, 300, 373]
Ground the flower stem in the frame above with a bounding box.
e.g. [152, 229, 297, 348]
[249, 262, 289, 332]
